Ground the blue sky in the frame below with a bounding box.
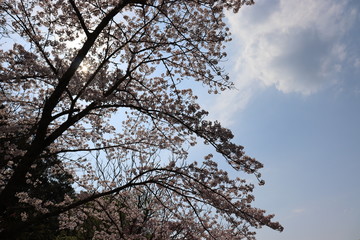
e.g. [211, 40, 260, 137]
[197, 0, 360, 239]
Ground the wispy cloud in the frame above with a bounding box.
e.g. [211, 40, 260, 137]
[292, 208, 305, 214]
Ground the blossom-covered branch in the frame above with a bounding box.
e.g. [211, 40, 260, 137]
[0, 0, 282, 239]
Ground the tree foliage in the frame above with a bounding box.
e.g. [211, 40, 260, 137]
[0, 0, 283, 239]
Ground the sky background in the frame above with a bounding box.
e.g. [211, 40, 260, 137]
[196, 0, 360, 239]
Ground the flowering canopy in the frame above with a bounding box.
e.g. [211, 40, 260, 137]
[0, 0, 282, 239]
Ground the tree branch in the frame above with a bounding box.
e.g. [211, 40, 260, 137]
[68, 0, 90, 37]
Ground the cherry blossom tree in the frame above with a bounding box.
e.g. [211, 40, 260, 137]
[0, 0, 283, 239]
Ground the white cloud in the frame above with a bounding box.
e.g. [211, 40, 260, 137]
[228, 0, 357, 94]
[209, 0, 359, 125]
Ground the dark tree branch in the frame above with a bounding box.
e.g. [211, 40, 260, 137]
[0, 0, 132, 215]
[68, 0, 90, 37]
